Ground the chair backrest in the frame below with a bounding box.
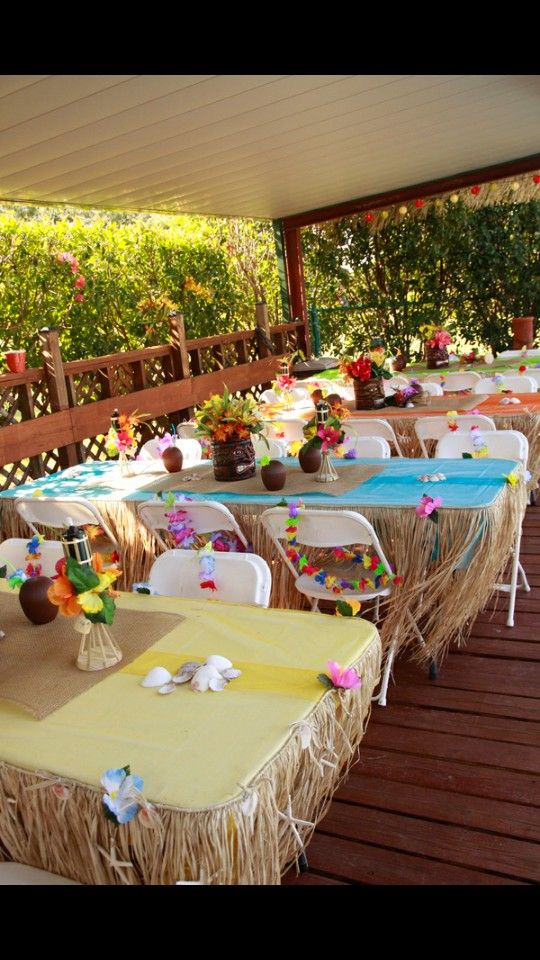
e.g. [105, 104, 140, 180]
[433, 371, 482, 391]
[341, 432, 391, 458]
[259, 389, 279, 404]
[14, 497, 119, 548]
[435, 428, 529, 466]
[473, 375, 538, 394]
[290, 386, 311, 402]
[414, 414, 497, 457]
[383, 375, 409, 396]
[137, 499, 248, 552]
[139, 438, 202, 466]
[261, 507, 393, 582]
[148, 550, 271, 607]
[498, 349, 540, 359]
[176, 421, 198, 440]
[252, 435, 287, 459]
[0, 537, 64, 577]
[346, 417, 403, 456]
[263, 418, 306, 444]
[522, 369, 540, 387]
[420, 381, 443, 396]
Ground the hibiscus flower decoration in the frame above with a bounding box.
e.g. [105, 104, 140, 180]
[416, 493, 442, 521]
[101, 766, 144, 825]
[318, 660, 361, 690]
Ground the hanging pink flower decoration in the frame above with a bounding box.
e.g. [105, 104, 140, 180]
[416, 494, 442, 518]
[326, 660, 361, 689]
[74, 293, 84, 303]
[75, 276, 86, 289]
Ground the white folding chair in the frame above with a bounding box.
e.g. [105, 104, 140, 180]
[435, 429, 530, 626]
[522, 369, 540, 387]
[426, 371, 482, 391]
[176, 421, 198, 440]
[341, 432, 391, 458]
[262, 418, 306, 444]
[137, 499, 248, 553]
[473, 375, 538, 394]
[290, 386, 311, 402]
[261, 507, 425, 705]
[346, 418, 404, 457]
[0, 537, 64, 576]
[252, 435, 287, 459]
[420, 381, 443, 396]
[148, 550, 271, 607]
[139, 438, 202, 467]
[415, 414, 497, 457]
[14, 497, 119, 550]
[383, 375, 409, 396]
[0, 863, 81, 885]
[259, 389, 279, 404]
[498, 349, 540, 359]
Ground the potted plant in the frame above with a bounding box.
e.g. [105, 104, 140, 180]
[340, 342, 392, 409]
[194, 387, 266, 482]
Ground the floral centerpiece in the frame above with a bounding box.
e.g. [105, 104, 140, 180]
[194, 387, 266, 482]
[301, 403, 346, 482]
[340, 342, 391, 410]
[47, 553, 123, 671]
[419, 324, 452, 369]
[105, 410, 145, 476]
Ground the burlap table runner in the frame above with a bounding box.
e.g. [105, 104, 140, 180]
[138, 462, 385, 498]
[0, 593, 183, 719]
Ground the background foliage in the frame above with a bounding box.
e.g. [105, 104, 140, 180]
[0, 197, 539, 367]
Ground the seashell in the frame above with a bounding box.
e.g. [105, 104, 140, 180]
[173, 661, 201, 683]
[510, 397, 521, 404]
[500, 397, 511, 405]
[221, 668, 242, 681]
[297, 721, 313, 749]
[240, 790, 259, 817]
[141, 666, 172, 688]
[205, 654, 233, 672]
[434, 473, 446, 480]
[417, 474, 431, 482]
[191, 664, 222, 692]
[406, 402, 414, 408]
[158, 683, 176, 695]
[208, 675, 227, 692]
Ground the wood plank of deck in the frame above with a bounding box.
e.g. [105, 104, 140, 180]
[283, 503, 540, 885]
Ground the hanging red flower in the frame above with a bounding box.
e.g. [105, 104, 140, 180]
[533, 175, 540, 184]
[470, 185, 480, 195]
[365, 212, 374, 222]
[414, 199, 425, 208]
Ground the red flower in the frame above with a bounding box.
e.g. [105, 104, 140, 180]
[533, 175, 540, 184]
[414, 199, 425, 208]
[519, 365, 527, 373]
[470, 185, 480, 195]
[365, 212, 374, 222]
[75, 276, 86, 289]
[74, 293, 84, 303]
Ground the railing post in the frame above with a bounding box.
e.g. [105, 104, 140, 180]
[168, 311, 194, 418]
[255, 301, 272, 358]
[38, 327, 82, 467]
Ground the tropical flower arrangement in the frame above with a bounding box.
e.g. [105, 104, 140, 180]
[416, 493, 442, 522]
[194, 386, 266, 443]
[302, 412, 346, 453]
[340, 345, 392, 382]
[105, 411, 143, 459]
[47, 553, 122, 624]
[419, 324, 452, 349]
[391, 378, 424, 407]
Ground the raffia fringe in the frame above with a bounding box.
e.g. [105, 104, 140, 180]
[0, 639, 380, 885]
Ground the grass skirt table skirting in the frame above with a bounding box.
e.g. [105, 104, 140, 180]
[0, 639, 380, 885]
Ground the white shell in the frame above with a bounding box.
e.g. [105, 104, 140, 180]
[208, 675, 227, 692]
[417, 474, 431, 482]
[500, 397, 511, 405]
[205, 654, 233, 672]
[240, 790, 259, 817]
[173, 661, 200, 683]
[406, 402, 414, 408]
[434, 473, 446, 480]
[510, 397, 521, 404]
[221, 668, 242, 681]
[158, 682, 175, 695]
[141, 666, 172, 688]
[191, 664, 222, 692]
[297, 721, 312, 749]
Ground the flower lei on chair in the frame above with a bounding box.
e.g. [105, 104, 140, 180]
[284, 501, 402, 594]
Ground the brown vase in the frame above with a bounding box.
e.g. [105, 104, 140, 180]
[19, 576, 58, 625]
[392, 354, 407, 373]
[298, 444, 322, 473]
[353, 377, 386, 410]
[213, 437, 256, 482]
[512, 316, 535, 349]
[260, 459, 287, 491]
[426, 344, 450, 369]
[162, 446, 184, 473]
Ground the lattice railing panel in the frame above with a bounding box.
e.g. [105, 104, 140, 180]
[0, 459, 35, 490]
[144, 357, 174, 386]
[41, 449, 62, 475]
[0, 385, 20, 427]
[70, 370, 105, 406]
[82, 434, 110, 462]
[109, 363, 136, 397]
[32, 378, 53, 417]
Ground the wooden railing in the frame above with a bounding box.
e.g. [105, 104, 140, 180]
[0, 310, 307, 490]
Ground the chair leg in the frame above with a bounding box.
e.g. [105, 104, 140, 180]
[310, 597, 319, 612]
[506, 546, 521, 629]
[374, 595, 381, 623]
[373, 634, 398, 707]
[406, 609, 425, 648]
[518, 561, 531, 593]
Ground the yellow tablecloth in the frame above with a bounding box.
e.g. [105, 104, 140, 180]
[0, 587, 380, 884]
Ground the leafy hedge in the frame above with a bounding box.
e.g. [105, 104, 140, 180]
[0, 207, 281, 367]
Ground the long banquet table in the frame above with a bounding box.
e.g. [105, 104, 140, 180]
[0, 456, 527, 663]
[0, 586, 380, 885]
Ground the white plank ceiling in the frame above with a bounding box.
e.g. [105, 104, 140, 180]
[0, 74, 539, 219]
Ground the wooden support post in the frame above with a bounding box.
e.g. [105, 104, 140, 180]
[255, 301, 273, 358]
[283, 226, 311, 357]
[38, 327, 82, 467]
[272, 219, 291, 323]
[168, 312, 194, 417]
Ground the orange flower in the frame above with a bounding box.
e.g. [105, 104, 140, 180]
[47, 575, 82, 617]
[85, 524, 104, 541]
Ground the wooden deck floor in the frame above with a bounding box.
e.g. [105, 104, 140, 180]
[283, 504, 540, 885]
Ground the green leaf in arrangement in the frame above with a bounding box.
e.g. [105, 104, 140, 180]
[66, 557, 100, 592]
[317, 673, 335, 689]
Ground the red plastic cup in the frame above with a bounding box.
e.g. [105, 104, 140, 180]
[5, 350, 26, 373]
